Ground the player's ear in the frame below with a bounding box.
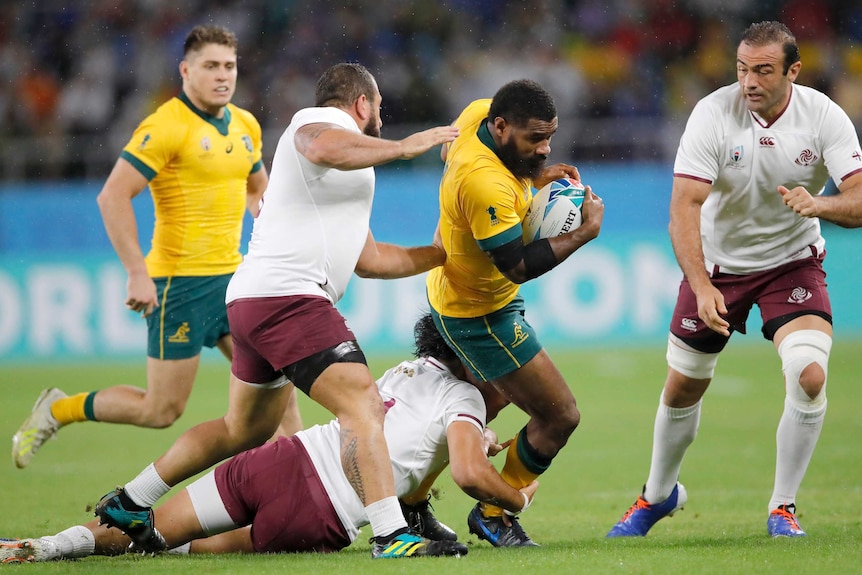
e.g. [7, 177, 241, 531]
[492, 116, 508, 136]
[354, 94, 370, 122]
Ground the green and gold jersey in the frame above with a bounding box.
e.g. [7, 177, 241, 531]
[427, 99, 533, 318]
[121, 92, 263, 277]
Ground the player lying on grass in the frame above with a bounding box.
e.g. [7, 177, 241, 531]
[0, 315, 536, 563]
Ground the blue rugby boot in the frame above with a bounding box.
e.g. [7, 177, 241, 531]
[467, 503, 538, 547]
[767, 504, 806, 537]
[607, 482, 687, 537]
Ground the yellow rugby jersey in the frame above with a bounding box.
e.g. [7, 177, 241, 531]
[121, 92, 263, 277]
[427, 99, 534, 318]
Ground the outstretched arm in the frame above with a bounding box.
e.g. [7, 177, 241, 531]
[354, 230, 445, 279]
[296, 123, 459, 170]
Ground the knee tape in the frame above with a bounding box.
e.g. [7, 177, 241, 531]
[778, 329, 830, 410]
[666, 334, 719, 379]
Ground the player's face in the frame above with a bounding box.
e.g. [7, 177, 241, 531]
[736, 41, 800, 122]
[180, 43, 238, 117]
[363, 89, 383, 138]
[497, 117, 557, 180]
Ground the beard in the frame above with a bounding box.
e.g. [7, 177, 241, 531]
[497, 137, 546, 179]
[363, 111, 381, 138]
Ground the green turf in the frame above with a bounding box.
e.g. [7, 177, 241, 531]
[1, 341, 860, 574]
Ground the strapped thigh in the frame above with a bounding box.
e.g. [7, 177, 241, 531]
[283, 341, 367, 396]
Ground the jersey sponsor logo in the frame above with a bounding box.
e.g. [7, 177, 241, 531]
[200, 137, 211, 152]
[787, 287, 812, 304]
[167, 322, 191, 343]
[794, 149, 818, 166]
[137, 134, 151, 151]
[511, 320, 529, 348]
[487, 206, 499, 226]
[759, 136, 775, 147]
[242, 135, 253, 153]
[680, 317, 697, 332]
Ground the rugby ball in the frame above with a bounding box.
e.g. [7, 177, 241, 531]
[522, 178, 585, 243]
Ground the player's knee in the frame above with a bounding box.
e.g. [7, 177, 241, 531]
[139, 402, 185, 428]
[666, 334, 718, 380]
[778, 329, 830, 409]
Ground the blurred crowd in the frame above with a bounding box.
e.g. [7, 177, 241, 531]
[1, 0, 861, 180]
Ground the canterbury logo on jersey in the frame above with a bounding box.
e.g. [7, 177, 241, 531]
[167, 322, 191, 343]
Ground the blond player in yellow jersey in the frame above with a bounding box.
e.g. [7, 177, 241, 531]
[426, 80, 605, 546]
[12, 25, 302, 469]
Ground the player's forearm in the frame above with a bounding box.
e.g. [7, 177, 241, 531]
[354, 244, 445, 279]
[97, 194, 148, 276]
[669, 205, 711, 290]
[453, 461, 529, 514]
[302, 130, 407, 170]
[815, 191, 862, 228]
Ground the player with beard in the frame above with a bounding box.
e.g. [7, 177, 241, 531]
[93, 63, 464, 560]
[426, 80, 605, 546]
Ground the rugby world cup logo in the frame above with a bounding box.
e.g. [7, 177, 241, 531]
[730, 145, 744, 163]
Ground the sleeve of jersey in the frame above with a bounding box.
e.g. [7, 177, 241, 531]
[240, 108, 265, 174]
[119, 111, 183, 181]
[820, 100, 862, 185]
[462, 171, 524, 252]
[673, 99, 721, 184]
[443, 382, 486, 434]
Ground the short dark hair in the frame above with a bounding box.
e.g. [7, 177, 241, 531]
[183, 25, 238, 56]
[315, 63, 377, 108]
[412, 314, 458, 363]
[488, 79, 556, 127]
[740, 21, 800, 75]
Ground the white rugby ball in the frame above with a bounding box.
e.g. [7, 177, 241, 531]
[522, 178, 585, 243]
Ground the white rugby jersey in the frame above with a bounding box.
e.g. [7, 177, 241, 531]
[227, 107, 375, 304]
[296, 357, 486, 543]
[674, 83, 862, 274]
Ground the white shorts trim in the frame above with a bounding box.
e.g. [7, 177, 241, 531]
[186, 470, 240, 536]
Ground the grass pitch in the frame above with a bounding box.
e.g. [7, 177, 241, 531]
[1, 340, 860, 574]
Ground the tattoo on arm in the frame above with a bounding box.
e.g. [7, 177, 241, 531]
[295, 123, 336, 155]
[340, 429, 366, 504]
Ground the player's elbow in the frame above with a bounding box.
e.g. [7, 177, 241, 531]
[500, 267, 529, 285]
[450, 462, 486, 496]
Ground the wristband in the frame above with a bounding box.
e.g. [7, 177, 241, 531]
[503, 492, 531, 517]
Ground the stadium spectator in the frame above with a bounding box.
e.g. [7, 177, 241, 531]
[11, 24, 304, 468]
[2, 0, 858, 179]
[606, 21, 862, 539]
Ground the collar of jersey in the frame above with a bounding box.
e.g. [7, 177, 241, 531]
[178, 91, 232, 136]
[477, 121, 498, 153]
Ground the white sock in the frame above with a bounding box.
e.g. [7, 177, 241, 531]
[365, 496, 408, 539]
[43, 525, 94, 560]
[769, 398, 826, 511]
[124, 463, 171, 507]
[167, 542, 191, 555]
[644, 393, 702, 503]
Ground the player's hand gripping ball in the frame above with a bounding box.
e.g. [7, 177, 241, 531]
[523, 178, 585, 243]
